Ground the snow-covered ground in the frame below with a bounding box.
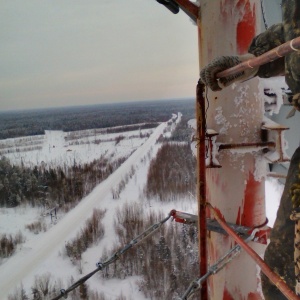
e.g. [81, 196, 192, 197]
[1, 126, 154, 168]
[0, 114, 197, 299]
[0, 113, 283, 299]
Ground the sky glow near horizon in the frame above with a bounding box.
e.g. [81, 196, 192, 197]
[0, 0, 199, 111]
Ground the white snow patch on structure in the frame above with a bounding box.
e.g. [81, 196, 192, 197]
[215, 106, 230, 135]
[259, 77, 288, 116]
[265, 178, 284, 227]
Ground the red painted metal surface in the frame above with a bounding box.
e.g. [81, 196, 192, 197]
[196, 80, 208, 300]
[223, 288, 235, 300]
[236, 0, 256, 54]
[208, 203, 300, 300]
[247, 292, 262, 300]
[198, 1, 267, 298]
[242, 172, 265, 227]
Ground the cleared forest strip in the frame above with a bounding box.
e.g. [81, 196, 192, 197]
[0, 121, 168, 299]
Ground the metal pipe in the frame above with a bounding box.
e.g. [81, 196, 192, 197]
[207, 203, 300, 300]
[156, 0, 180, 14]
[217, 36, 300, 79]
[196, 80, 208, 300]
[218, 141, 275, 150]
[267, 172, 287, 179]
[174, 0, 199, 21]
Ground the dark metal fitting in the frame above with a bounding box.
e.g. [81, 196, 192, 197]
[156, 0, 179, 14]
[96, 262, 104, 269]
[60, 289, 68, 299]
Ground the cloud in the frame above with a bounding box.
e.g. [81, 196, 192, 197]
[0, 0, 198, 110]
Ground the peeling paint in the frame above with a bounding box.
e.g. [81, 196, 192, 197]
[200, 1, 266, 298]
[243, 171, 264, 227]
[223, 287, 235, 300]
[247, 291, 263, 300]
[236, 0, 256, 54]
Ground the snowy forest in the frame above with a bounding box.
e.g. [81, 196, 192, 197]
[0, 99, 194, 140]
[0, 99, 202, 300]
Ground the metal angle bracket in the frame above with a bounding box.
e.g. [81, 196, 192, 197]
[205, 129, 221, 168]
[205, 125, 281, 168]
[261, 116, 290, 163]
[170, 210, 270, 245]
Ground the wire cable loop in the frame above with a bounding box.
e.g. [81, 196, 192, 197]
[181, 233, 255, 299]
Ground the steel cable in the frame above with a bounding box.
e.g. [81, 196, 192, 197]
[51, 212, 172, 300]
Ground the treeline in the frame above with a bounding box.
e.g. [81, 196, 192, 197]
[145, 142, 196, 201]
[106, 122, 159, 134]
[0, 99, 195, 139]
[0, 232, 25, 259]
[0, 155, 127, 209]
[65, 208, 106, 266]
[64, 123, 158, 142]
[165, 115, 194, 142]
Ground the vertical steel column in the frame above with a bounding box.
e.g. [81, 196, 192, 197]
[197, 1, 267, 298]
[196, 80, 208, 300]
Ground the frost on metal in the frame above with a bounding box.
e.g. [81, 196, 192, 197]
[254, 152, 268, 181]
[259, 77, 289, 116]
[215, 106, 231, 136]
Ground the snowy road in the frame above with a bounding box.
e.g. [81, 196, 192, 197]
[0, 122, 167, 299]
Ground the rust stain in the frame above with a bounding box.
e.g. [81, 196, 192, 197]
[247, 292, 263, 300]
[236, 0, 256, 54]
[242, 171, 261, 227]
[223, 287, 235, 300]
[236, 206, 242, 225]
[223, 288, 262, 300]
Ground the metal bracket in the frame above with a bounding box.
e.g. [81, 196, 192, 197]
[170, 210, 270, 245]
[205, 117, 290, 168]
[267, 172, 287, 179]
[261, 117, 290, 163]
[205, 129, 221, 168]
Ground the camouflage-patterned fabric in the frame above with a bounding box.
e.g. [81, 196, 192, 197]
[248, 0, 300, 95]
[248, 23, 285, 78]
[261, 148, 300, 299]
[292, 93, 300, 112]
[248, 1, 300, 298]
[283, 0, 300, 95]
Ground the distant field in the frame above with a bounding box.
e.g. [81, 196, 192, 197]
[0, 98, 195, 139]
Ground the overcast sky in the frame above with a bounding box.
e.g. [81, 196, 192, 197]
[0, 0, 199, 111]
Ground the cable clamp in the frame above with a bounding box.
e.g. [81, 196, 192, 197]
[60, 289, 68, 299]
[96, 262, 104, 269]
